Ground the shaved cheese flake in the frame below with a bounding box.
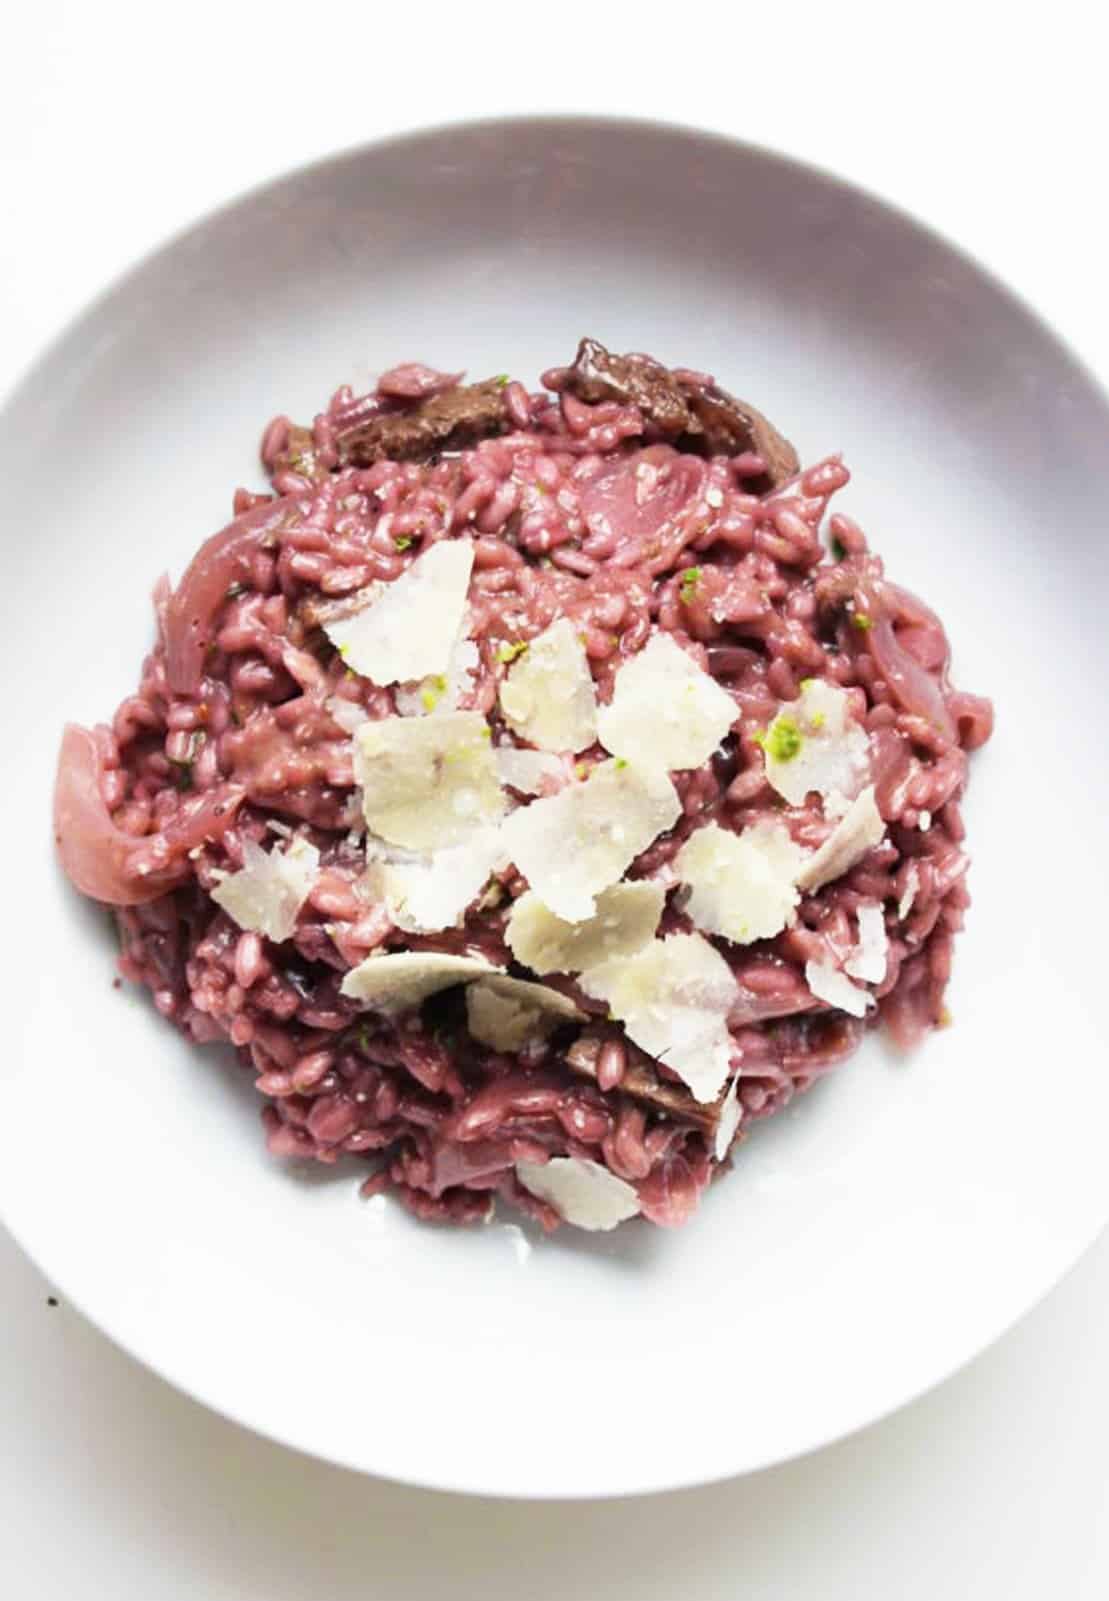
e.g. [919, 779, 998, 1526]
[211, 836, 319, 942]
[597, 632, 735, 770]
[394, 637, 480, 718]
[340, 951, 501, 1011]
[581, 932, 739, 1104]
[918, 809, 932, 832]
[714, 1075, 743, 1162]
[845, 901, 889, 984]
[795, 785, 885, 892]
[494, 746, 566, 796]
[515, 1157, 640, 1232]
[368, 827, 507, 933]
[353, 711, 505, 851]
[505, 882, 665, 974]
[500, 758, 679, 921]
[326, 696, 369, 734]
[761, 678, 869, 806]
[466, 975, 585, 1052]
[897, 862, 920, 921]
[804, 959, 871, 1018]
[675, 819, 807, 945]
[323, 539, 474, 685]
[499, 618, 598, 752]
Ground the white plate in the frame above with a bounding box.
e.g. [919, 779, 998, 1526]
[2, 116, 1107, 1499]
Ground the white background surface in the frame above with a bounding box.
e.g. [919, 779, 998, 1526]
[2, 2, 1106, 1594]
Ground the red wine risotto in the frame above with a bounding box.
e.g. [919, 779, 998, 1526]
[54, 341, 993, 1234]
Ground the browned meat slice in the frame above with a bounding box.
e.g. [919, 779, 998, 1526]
[270, 423, 329, 485]
[566, 338, 693, 435]
[559, 337, 799, 490]
[337, 378, 509, 465]
[564, 1030, 727, 1138]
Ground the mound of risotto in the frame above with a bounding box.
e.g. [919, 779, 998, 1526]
[54, 340, 993, 1233]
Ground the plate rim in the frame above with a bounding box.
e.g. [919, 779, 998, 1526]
[4, 111, 1109, 1499]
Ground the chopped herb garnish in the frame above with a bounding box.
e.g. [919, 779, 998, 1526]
[614, 757, 628, 771]
[494, 373, 510, 389]
[809, 712, 826, 730]
[679, 567, 702, 603]
[761, 716, 803, 763]
[497, 640, 528, 664]
[420, 685, 440, 712]
[394, 535, 413, 551]
[850, 611, 873, 631]
[574, 762, 588, 779]
[830, 536, 846, 561]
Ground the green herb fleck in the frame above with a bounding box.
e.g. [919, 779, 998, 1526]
[830, 536, 846, 561]
[679, 566, 702, 603]
[494, 373, 510, 389]
[497, 640, 528, 665]
[574, 762, 588, 779]
[614, 757, 628, 771]
[850, 611, 873, 632]
[762, 716, 803, 763]
[420, 686, 440, 712]
[394, 535, 413, 551]
[800, 677, 815, 691]
[809, 712, 826, 730]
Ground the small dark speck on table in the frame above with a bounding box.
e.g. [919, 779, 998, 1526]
[46, 1296, 58, 1308]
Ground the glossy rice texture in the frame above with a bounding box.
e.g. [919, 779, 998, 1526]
[54, 356, 993, 1232]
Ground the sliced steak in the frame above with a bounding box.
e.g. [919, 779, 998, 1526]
[270, 423, 328, 485]
[560, 337, 799, 491]
[337, 378, 510, 465]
